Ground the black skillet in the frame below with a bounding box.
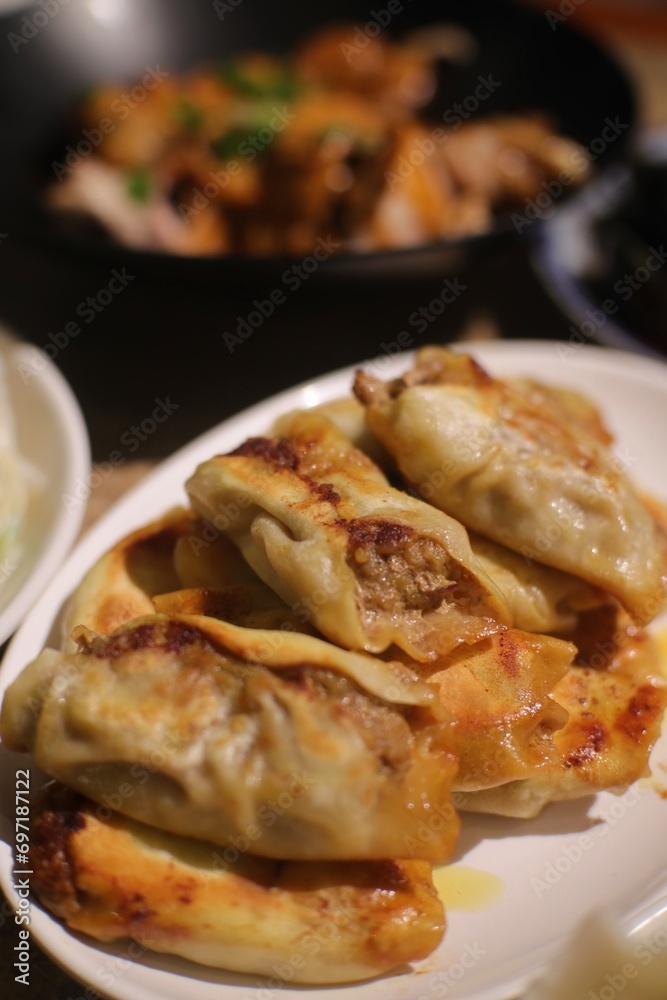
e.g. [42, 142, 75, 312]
[0, 0, 637, 284]
[0, 0, 637, 461]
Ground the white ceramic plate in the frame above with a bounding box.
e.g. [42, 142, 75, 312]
[1, 341, 666, 1000]
[0, 330, 90, 646]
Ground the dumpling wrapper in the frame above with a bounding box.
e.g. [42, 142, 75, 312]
[30, 782, 445, 984]
[186, 411, 510, 662]
[153, 585, 313, 632]
[469, 532, 610, 635]
[2, 613, 459, 862]
[427, 628, 575, 792]
[453, 621, 667, 817]
[61, 506, 193, 650]
[62, 507, 307, 645]
[278, 396, 394, 470]
[506, 377, 614, 448]
[354, 346, 664, 624]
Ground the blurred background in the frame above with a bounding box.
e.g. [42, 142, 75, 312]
[0, 0, 664, 467]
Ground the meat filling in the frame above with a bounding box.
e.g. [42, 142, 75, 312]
[346, 518, 460, 621]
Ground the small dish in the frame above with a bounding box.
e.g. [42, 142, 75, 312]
[532, 129, 667, 358]
[0, 329, 90, 645]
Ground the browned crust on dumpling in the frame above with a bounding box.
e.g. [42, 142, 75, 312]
[354, 349, 492, 409]
[454, 624, 667, 817]
[9, 614, 459, 862]
[61, 507, 196, 648]
[30, 783, 446, 984]
[353, 346, 665, 624]
[551, 633, 666, 790]
[428, 627, 574, 791]
[187, 413, 510, 661]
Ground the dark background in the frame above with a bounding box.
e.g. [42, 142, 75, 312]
[0, 235, 573, 461]
[0, 0, 639, 462]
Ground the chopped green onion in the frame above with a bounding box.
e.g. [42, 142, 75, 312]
[216, 60, 297, 101]
[172, 99, 205, 132]
[126, 167, 151, 203]
[210, 129, 247, 160]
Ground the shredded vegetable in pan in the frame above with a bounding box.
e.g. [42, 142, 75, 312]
[46, 24, 591, 257]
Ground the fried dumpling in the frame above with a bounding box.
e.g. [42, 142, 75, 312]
[354, 346, 664, 623]
[159, 514, 313, 631]
[453, 621, 667, 817]
[2, 614, 459, 862]
[31, 782, 445, 983]
[173, 514, 269, 589]
[62, 509, 305, 646]
[469, 533, 610, 635]
[152, 585, 312, 632]
[277, 396, 393, 469]
[61, 506, 194, 649]
[186, 411, 510, 662]
[506, 378, 614, 448]
[428, 628, 575, 791]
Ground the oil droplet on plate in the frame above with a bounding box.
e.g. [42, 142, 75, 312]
[432, 864, 504, 911]
[654, 628, 667, 678]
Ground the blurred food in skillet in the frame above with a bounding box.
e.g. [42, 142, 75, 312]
[46, 23, 591, 257]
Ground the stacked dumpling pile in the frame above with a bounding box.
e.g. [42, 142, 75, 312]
[2, 347, 665, 983]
